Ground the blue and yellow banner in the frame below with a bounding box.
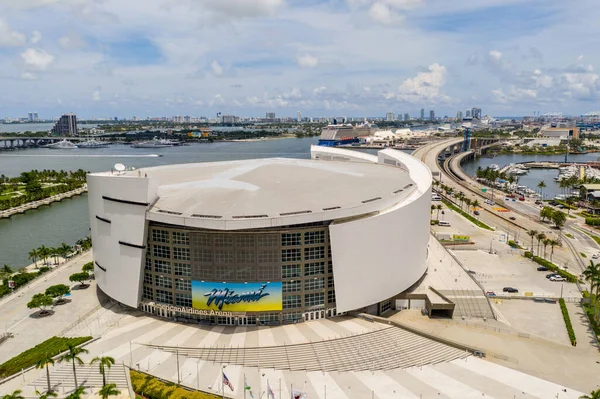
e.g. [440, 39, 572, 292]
[192, 281, 282, 312]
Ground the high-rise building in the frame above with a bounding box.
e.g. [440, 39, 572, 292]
[404, 113, 410, 121]
[465, 110, 472, 118]
[51, 113, 78, 136]
[472, 108, 482, 119]
[33, 112, 38, 121]
[456, 111, 463, 121]
[266, 112, 276, 120]
[386, 112, 396, 122]
[297, 111, 302, 122]
[221, 115, 237, 124]
[420, 108, 425, 121]
[430, 110, 435, 121]
[28, 112, 34, 122]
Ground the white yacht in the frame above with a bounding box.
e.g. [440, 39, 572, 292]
[131, 137, 174, 148]
[44, 139, 77, 149]
[77, 138, 109, 148]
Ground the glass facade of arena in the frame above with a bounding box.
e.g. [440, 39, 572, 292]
[141, 222, 340, 325]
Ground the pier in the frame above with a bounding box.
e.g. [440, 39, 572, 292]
[0, 137, 90, 150]
[518, 161, 592, 169]
[0, 185, 87, 218]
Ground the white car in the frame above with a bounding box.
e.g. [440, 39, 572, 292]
[549, 275, 567, 282]
[593, 253, 600, 260]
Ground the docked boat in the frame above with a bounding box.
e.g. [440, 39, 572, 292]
[77, 138, 109, 148]
[317, 120, 376, 147]
[44, 139, 77, 149]
[131, 137, 174, 148]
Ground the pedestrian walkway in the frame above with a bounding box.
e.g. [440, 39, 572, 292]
[566, 302, 599, 351]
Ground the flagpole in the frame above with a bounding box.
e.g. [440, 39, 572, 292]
[290, 383, 293, 399]
[244, 374, 247, 399]
[279, 378, 281, 399]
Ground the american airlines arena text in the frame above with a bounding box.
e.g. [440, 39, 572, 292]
[87, 145, 432, 326]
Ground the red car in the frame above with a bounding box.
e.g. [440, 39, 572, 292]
[519, 197, 525, 201]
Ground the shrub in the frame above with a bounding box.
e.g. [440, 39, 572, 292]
[508, 240, 517, 248]
[0, 336, 91, 378]
[130, 370, 220, 399]
[585, 217, 600, 227]
[559, 298, 577, 346]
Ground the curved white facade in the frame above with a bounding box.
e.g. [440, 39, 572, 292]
[87, 146, 432, 323]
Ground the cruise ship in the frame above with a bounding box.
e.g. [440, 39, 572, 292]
[77, 138, 109, 148]
[44, 139, 77, 149]
[317, 120, 376, 147]
[131, 137, 178, 148]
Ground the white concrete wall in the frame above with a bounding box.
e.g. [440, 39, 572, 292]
[330, 149, 432, 313]
[87, 174, 157, 308]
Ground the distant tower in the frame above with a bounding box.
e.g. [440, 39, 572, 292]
[297, 111, 301, 122]
[420, 108, 425, 121]
[51, 113, 78, 136]
[429, 109, 435, 121]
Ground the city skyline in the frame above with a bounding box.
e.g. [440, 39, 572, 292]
[0, 0, 599, 118]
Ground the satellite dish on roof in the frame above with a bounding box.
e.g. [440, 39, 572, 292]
[114, 163, 125, 172]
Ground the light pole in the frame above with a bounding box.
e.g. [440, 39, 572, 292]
[197, 359, 200, 390]
[176, 348, 180, 384]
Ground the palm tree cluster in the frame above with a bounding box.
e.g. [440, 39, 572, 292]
[28, 243, 73, 268]
[526, 229, 560, 260]
[32, 345, 119, 399]
[0, 169, 88, 211]
[583, 261, 600, 324]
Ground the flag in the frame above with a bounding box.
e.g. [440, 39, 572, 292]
[267, 381, 275, 399]
[223, 372, 234, 392]
[292, 388, 306, 399]
[244, 375, 254, 398]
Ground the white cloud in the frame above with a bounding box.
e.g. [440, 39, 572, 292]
[20, 72, 38, 80]
[58, 33, 86, 50]
[211, 60, 223, 76]
[369, 2, 392, 25]
[397, 63, 450, 103]
[191, 0, 284, 18]
[21, 48, 54, 70]
[92, 90, 101, 101]
[30, 30, 42, 44]
[491, 87, 537, 104]
[313, 86, 327, 94]
[350, 0, 422, 24]
[297, 54, 319, 68]
[0, 18, 26, 47]
[489, 50, 502, 63]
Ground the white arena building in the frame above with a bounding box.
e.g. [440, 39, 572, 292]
[87, 145, 432, 326]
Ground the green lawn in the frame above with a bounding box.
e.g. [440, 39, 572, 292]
[131, 370, 220, 399]
[581, 252, 588, 258]
[0, 336, 91, 378]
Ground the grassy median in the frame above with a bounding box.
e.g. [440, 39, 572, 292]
[441, 199, 494, 231]
[130, 370, 220, 399]
[0, 336, 91, 378]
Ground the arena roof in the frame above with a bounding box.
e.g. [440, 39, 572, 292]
[122, 157, 415, 222]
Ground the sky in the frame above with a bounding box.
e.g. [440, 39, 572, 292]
[1, 0, 600, 119]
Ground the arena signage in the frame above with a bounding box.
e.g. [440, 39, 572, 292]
[140, 301, 240, 316]
[192, 281, 282, 312]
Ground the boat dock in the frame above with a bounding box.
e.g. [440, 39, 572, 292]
[0, 186, 87, 219]
[518, 161, 591, 169]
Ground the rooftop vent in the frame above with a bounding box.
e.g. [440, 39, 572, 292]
[322, 206, 341, 211]
[232, 214, 269, 219]
[158, 210, 182, 215]
[280, 210, 313, 216]
[191, 214, 222, 219]
[393, 189, 404, 194]
[404, 183, 414, 189]
[361, 197, 382, 204]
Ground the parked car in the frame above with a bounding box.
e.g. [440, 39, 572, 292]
[474, 210, 480, 215]
[546, 273, 560, 279]
[503, 287, 518, 293]
[544, 297, 557, 303]
[533, 297, 546, 303]
[550, 275, 567, 282]
[535, 200, 542, 205]
[519, 197, 525, 201]
[486, 291, 496, 297]
[509, 216, 516, 220]
[537, 266, 549, 271]
[592, 253, 600, 260]
[549, 200, 558, 206]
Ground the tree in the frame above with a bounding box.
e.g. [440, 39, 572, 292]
[35, 353, 55, 393]
[81, 262, 94, 273]
[549, 239, 559, 261]
[91, 356, 115, 387]
[50, 247, 60, 265]
[69, 272, 90, 287]
[36, 390, 57, 399]
[565, 197, 575, 215]
[542, 238, 550, 259]
[65, 387, 86, 399]
[27, 293, 54, 315]
[580, 389, 600, 399]
[583, 261, 600, 322]
[552, 210, 567, 233]
[59, 344, 89, 388]
[28, 248, 39, 268]
[540, 206, 554, 222]
[436, 204, 442, 220]
[2, 264, 13, 275]
[536, 233, 546, 256]
[45, 284, 71, 304]
[1, 390, 24, 399]
[98, 384, 120, 399]
[59, 243, 73, 259]
[527, 230, 538, 253]
[38, 245, 50, 264]
[537, 180, 546, 199]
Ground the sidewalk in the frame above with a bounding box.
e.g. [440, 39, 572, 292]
[566, 301, 599, 351]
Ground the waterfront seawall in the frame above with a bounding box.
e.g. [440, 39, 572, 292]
[0, 185, 87, 219]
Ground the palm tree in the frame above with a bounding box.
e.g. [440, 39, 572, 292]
[1, 264, 13, 275]
[536, 233, 546, 257]
[58, 344, 89, 388]
[542, 238, 550, 259]
[59, 243, 73, 260]
[580, 389, 600, 399]
[583, 261, 600, 322]
[436, 204, 442, 220]
[49, 247, 60, 265]
[65, 386, 86, 399]
[549, 239, 559, 261]
[38, 245, 50, 264]
[28, 248, 39, 268]
[98, 383, 120, 399]
[36, 390, 57, 399]
[2, 391, 24, 399]
[35, 353, 55, 393]
[464, 198, 472, 214]
[537, 180, 546, 199]
[527, 230, 538, 253]
[566, 197, 575, 215]
[91, 356, 115, 387]
[472, 199, 480, 211]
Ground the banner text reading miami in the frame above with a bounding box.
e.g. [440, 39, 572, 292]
[192, 281, 283, 312]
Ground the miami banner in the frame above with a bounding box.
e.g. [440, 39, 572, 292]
[192, 281, 282, 312]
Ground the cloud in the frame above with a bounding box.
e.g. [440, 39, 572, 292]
[396, 63, 451, 103]
[0, 18, 26, 47]
[297, 54, 319, 68]
[349, 0, 423, 25]
[488, 50, 502, 63]
[21, 48, 55, 70]
[58, 33, 86, 50]
[30, 30, 42, 44]
[20, 72, 38, 80]
[191, 0, 284, 18]
[92, 89, 101, 101]
[211, 60, 223, 76]
[369, 2, 393, 25]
